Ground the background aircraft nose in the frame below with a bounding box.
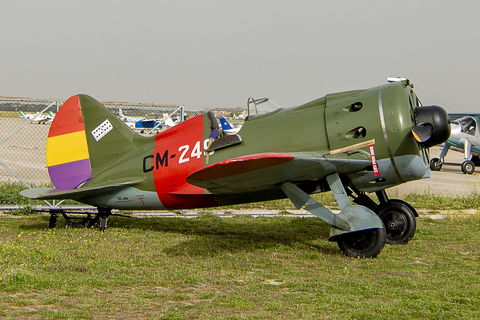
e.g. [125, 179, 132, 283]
[411, 105, 451, 149]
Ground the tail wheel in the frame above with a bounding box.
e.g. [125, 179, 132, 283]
[429, 158, 442, 171]
[337, 227, 386, 258]
[99, 216, 109, 231]
[378, 200, 416, 244]
[461, 160, 475, 174]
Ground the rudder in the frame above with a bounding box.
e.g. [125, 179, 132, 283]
[46, 94, 141, 190]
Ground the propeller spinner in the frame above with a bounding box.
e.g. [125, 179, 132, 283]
[412, 105, 450, 149]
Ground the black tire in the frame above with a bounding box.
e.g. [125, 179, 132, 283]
[429, 158, 442, 171]
[461, 160, 475, 174]
[337, 227, 386, 258]
[378, 201, 416, 244]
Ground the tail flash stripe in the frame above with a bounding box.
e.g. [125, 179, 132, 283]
[47, 159, 92, 190]
[48, 95, 84, 138]
[46, 94, 92, 189]
[46, 131, 90, 167]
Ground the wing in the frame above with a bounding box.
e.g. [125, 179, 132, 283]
[187, 152, 371, 195]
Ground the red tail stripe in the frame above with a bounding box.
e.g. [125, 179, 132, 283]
[48, 95, 85, 138]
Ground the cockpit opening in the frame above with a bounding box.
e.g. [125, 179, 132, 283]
[454, 117, 477, 136]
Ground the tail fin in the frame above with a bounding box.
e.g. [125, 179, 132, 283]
[19, 111, 26, 118]
[48, 111, 55, 118]
[219, 117, 233, 131]
[118, 107, 124, 119]
[46, 95, 144, 190]
[164, 116, 176, 127]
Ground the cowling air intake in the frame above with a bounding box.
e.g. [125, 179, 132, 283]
[411, 105, 450, 149]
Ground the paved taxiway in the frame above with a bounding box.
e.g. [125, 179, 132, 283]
[390, 147, 480, 197]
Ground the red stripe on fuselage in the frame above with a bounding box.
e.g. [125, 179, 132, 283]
[153, 114, 217, 209]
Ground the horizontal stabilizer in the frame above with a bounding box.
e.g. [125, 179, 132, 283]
[20, 178, 144, 200]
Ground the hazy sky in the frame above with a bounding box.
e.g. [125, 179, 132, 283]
[1, 1, 479, 112]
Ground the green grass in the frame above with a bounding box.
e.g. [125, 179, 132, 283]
[0, 183, 82, 208]
[0, 213, 478, 319]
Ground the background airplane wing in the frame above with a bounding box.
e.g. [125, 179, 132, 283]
[187, 152, 371, 195]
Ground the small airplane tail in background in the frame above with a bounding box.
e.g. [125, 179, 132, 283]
[19, 111, 26, 118]
[219, 117, 242, 134]
[118, 107, 125, 120]
[164, 117, 176, 127]
[219, 117, 233, 131]
[46, 95, 146, 190]
[48, 111, 55, 118]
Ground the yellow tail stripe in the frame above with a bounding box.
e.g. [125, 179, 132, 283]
[46, 131, 90, 167]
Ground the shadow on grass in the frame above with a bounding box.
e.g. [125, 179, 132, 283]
[17, 216, 51, 231]
[15, 214, 340, 256]
[112, 215, 338, 257]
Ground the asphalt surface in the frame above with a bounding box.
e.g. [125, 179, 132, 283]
[390, 147, 480, 197]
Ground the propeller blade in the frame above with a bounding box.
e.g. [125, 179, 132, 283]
[411, 124, 433, 143]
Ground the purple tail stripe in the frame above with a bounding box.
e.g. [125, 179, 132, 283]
[48, 159, 92, 190]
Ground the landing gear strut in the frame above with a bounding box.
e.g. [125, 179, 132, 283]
[98, 208, 111, 232]
[46, 207, 112, 230]
[281, 174, 385, 258]
[431, 142, 478, 174]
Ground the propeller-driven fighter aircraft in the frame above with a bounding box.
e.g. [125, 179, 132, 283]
[430, 115, 480, 174]
[20, 79, 450, 258]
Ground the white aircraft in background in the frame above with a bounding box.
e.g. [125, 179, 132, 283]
[19, 111, 55, 124]
[118, 107, 160, 130]
[118, 108, 178, 133]
[430, 114, 480, 174]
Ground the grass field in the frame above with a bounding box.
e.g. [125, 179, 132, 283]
[0, 211, 478, 319]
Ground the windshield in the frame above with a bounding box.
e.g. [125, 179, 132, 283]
[247, 97, 281, 118]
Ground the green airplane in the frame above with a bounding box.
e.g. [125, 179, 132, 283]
[20, 79, 450, 258]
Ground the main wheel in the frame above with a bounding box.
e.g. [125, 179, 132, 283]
[429, 158, 442, 171]
[461, 160, 475, 174]
[378, 201, 416, 244]
[337, 227, 386, 258]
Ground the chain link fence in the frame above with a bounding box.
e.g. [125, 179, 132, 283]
[0, 96, 183, 208]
